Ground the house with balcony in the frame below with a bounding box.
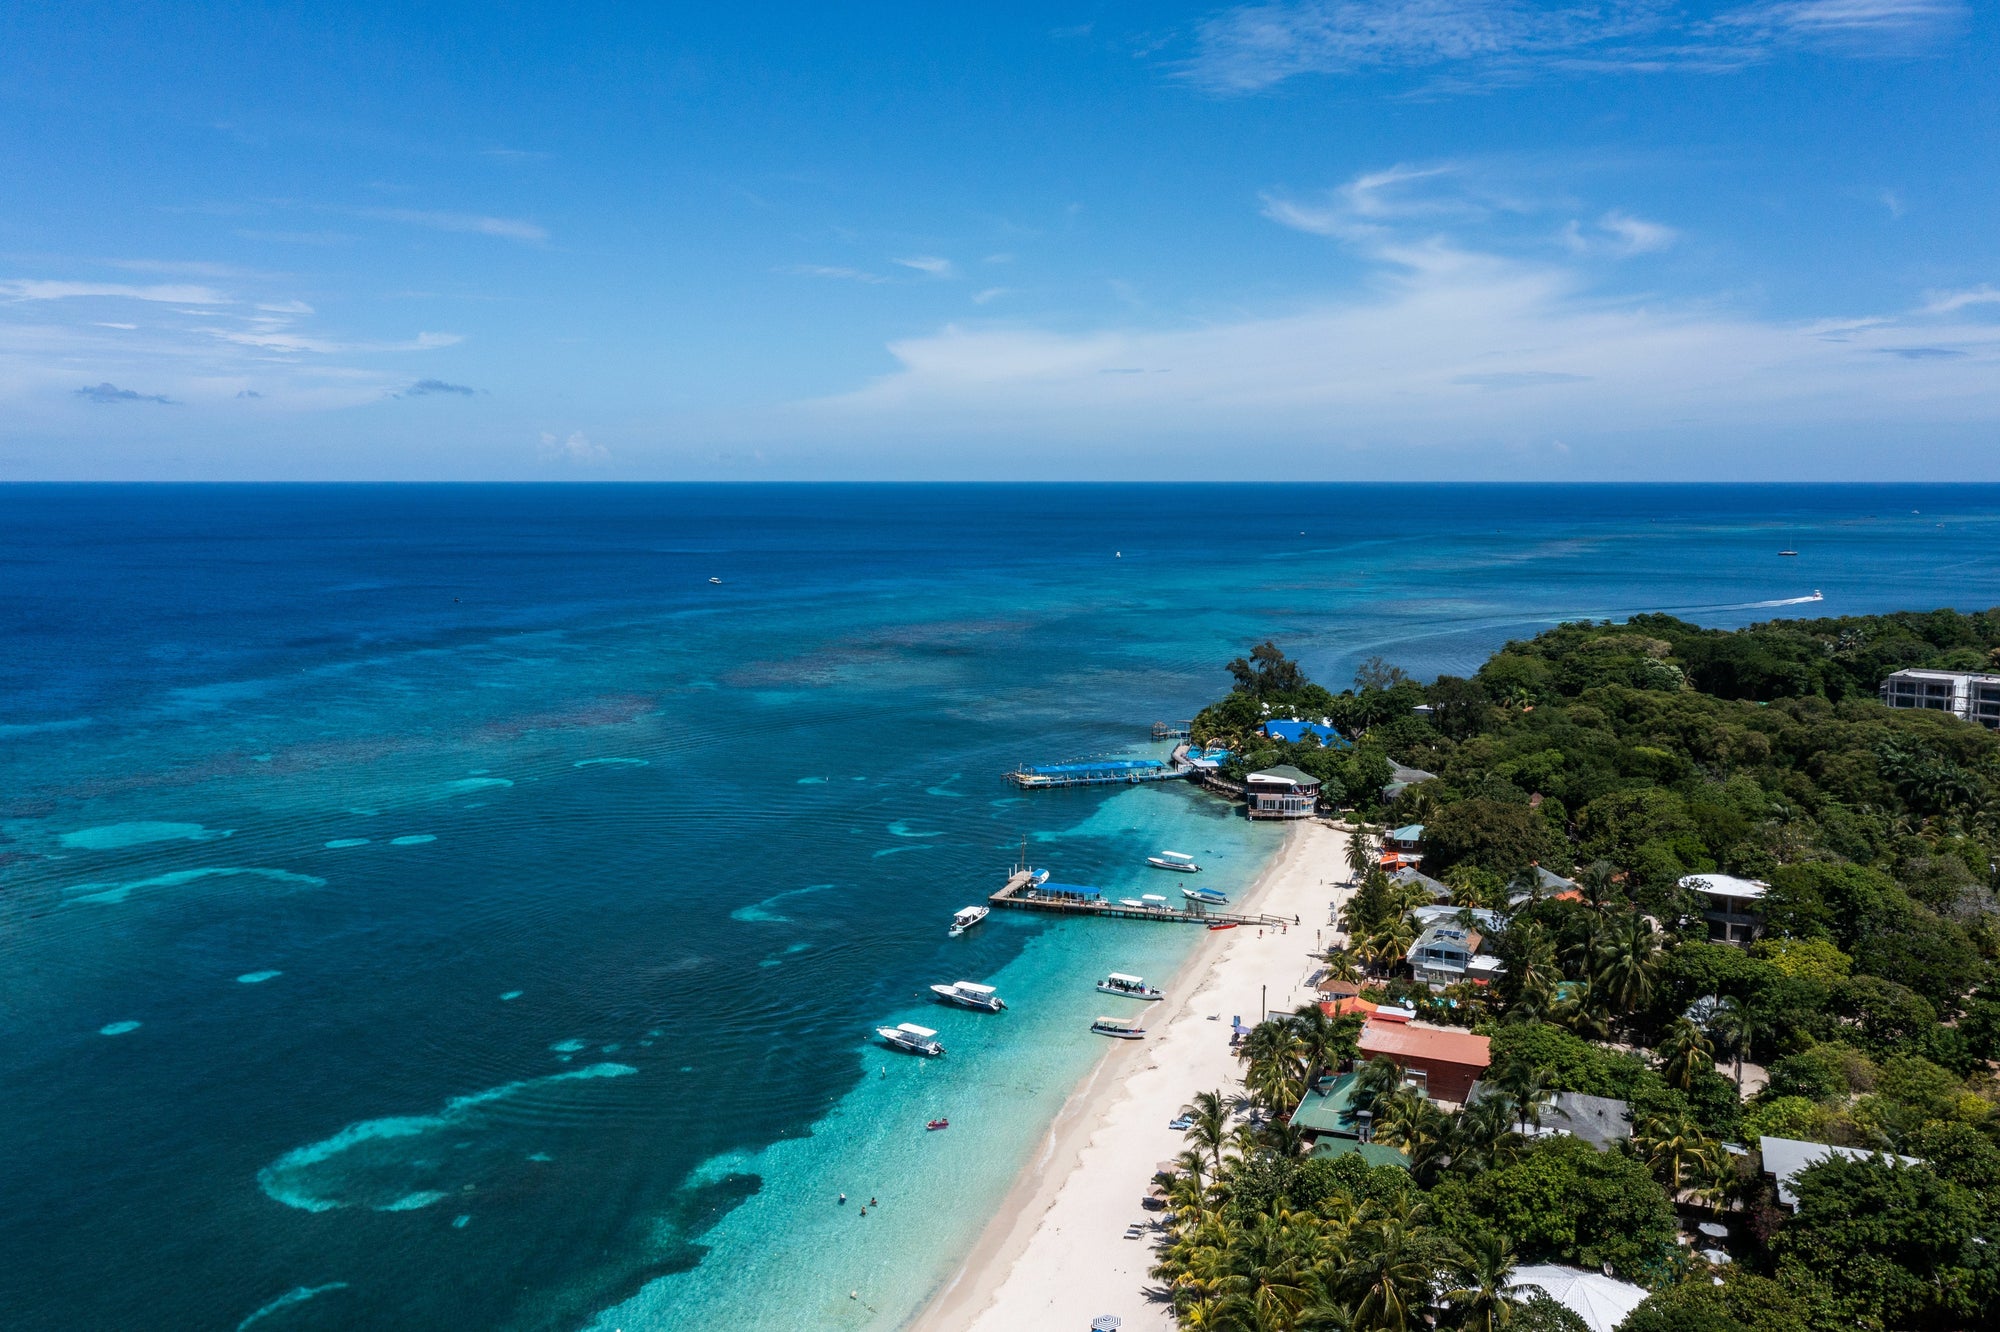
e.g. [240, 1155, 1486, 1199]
[1879, 668, 2000, 729]
[1680, 872, 1769, 946]
[1245, 765, 1320, 819]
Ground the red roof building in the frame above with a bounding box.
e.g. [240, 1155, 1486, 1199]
[1357, 1020, 1491, 1104]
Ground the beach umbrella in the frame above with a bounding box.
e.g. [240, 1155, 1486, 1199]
[1156, 1160, 1183, 1176]
[1091, 1319, 1123, 1331]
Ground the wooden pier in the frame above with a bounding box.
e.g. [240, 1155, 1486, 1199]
[1151, 720, 1193, 740]
[1004, 758, 1194, 790]
[987, 869, 1291, 928]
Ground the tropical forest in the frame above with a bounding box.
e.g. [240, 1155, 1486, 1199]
[1155, 611, 2000, 1331]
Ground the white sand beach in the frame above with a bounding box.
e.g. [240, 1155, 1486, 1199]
[912, 818, 1356, 1332]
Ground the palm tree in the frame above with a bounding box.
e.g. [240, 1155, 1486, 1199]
[1633, 1109, 1726, 1202]
[1707, 997, 1760, 1091]
[1495, 1062, 1551, 1135]
[1350, 1211, 1436, 1332]
[1242, 1021, 1310, 1114]
[1443, 863, 1488, 909]
[1344, 830, 1378, 882]
[1549, 976, 1613, 1042]
[1289, 1003, 1364, 1083]
[1656, 1016, 1716, 1092]
[1321, 947, 1364, 989]
[1593, 913, 1661, 1024]
[1577, 859, 1620, 914]
[1439, 1234, 1518, 1332]
[1352, 1055, 1406, 1114]
[1183, 1088, 1233, 1175]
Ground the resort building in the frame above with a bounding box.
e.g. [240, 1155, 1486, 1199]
[1680, 872, 1769, 946]
[1388, 865, 1453, 903]
[1469, 1085, 1634, 1150]
[1760, 1136, 1921, 1208]
[1409, 922, 1483, 986]
[1878, 668, 2000, 728]
[1355, 1019, 1491, 1104]
[1410, 904, 1503, 932]
[1381, 763, 1436, 801]
[1287, 1072, 1412, 1169]
[1244, 765, 1321, 819]
[1507, 864, 1581, 906]
[1384, 823, 1424, 854]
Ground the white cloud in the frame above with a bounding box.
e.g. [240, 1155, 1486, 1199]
[972, 287, 1008, 304]
[895, 255, 957, 277]
[1183, 0, 1968, 93]
[353, 208, 548, 243]
[1561, 210, 1677, 256]
[779, 264, 891, 284]
[1923, 285, 2000, 315]
[539, 430, 608, 463]
[1, 280, 232, 304]
[794, 167, 1999, 455]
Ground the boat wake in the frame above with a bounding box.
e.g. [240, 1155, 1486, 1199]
[1661, 591, 1825, 615]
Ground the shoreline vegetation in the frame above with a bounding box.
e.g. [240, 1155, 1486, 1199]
[925, 610, 2000, 1332]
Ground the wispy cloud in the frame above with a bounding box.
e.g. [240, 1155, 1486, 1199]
[895, 255, 957, 278]
[972, 287, 1009, 304]
[799, 164, 2000, 456]
[352, 208, 548, 243]
[74, 381, 176, 404]
[539, 430, 608, 463]
[2, 280, 232, 304]
[1183, 0, 1969, 93]
[1562, 210, 1677, 256]
[779, 264, 891, 284]
[1923, 285, 2000, 315]
[405, 378, 476, 395]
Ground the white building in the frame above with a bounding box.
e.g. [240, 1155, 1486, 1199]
[1680, 872, 1769, 946]
[1879, 668, 2000, 729]
[1760, 1136, 1921, 1208]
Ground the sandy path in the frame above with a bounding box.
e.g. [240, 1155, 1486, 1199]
[910, 818, 1354, 1332]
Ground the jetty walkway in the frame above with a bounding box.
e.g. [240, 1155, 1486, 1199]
[987, 869, 1290, 929]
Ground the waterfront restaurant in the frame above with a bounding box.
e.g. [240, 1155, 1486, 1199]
[1244, 764, 1321, 820]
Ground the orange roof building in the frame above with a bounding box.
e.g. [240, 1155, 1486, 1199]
[1357, 1020, 1491, 1104]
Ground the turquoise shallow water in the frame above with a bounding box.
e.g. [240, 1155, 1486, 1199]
[5, 483, 2000, 1331]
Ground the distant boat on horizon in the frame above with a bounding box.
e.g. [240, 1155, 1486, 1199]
[1778, 550, 1797, 557]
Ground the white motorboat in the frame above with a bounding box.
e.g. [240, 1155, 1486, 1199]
[1147, 850, 1202, 873]
[930, 980, 1005, 1012]
[1091, 1015, 1146, 1040]
[1118, 897, 1148, 908]
[1182, 886, 1229, 907]
[1097, 972, 1165, 1001]
[1141, 894, 1170, 910]
[877, 1022, 945, 1056]
[949, 905, 989, 937]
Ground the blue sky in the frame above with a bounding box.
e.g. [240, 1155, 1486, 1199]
[2, 1, 1996, 479]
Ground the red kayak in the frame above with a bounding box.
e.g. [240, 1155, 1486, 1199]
[1207, 922, 1237, 931]
[926, 1118, 949, 1131]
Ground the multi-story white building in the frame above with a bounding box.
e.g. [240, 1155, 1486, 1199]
[1879, 668, 2000, 729]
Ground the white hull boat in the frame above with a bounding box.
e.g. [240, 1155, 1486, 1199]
[948, 905, 989, 937]
[1097, 972, 1165, 1001]
[1091, 1015, 1146, 1040]
[877, 1022, 945, 1056]
[1147, 851, 1202, 873]
[930, 980, 1005, 1012]
[1182, 886, 1229, 907]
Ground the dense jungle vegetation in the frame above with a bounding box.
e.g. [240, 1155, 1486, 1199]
[1164, 612, 2000, 1331]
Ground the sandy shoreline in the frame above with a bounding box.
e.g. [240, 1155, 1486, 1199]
[909, 817, 1353, 1332]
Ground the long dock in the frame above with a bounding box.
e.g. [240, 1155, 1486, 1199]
[1004, 757, 1194, 790]
[987, 869, 1290, 928]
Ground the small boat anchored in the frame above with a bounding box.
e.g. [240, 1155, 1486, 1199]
[1146, 850, 1202, 873]
[708, 576, 723, 583]
[1207, 921, 1237, 931]
[930, 980, 1005, 1012]
[948, 905, 990, 938]
[1182, 886, 1229, 907]
[926, 1117, 950, 1131]
[1091, 1014, 1146, 1040]
[1097, 972, 1165, 1001]
[877, 1022, 945, 1057]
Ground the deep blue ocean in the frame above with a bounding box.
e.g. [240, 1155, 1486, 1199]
[6, 483, 2000, 1331]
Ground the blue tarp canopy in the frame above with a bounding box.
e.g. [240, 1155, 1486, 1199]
[1259, 720, 1351, 747]
[1039, 882, 1103, 899]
